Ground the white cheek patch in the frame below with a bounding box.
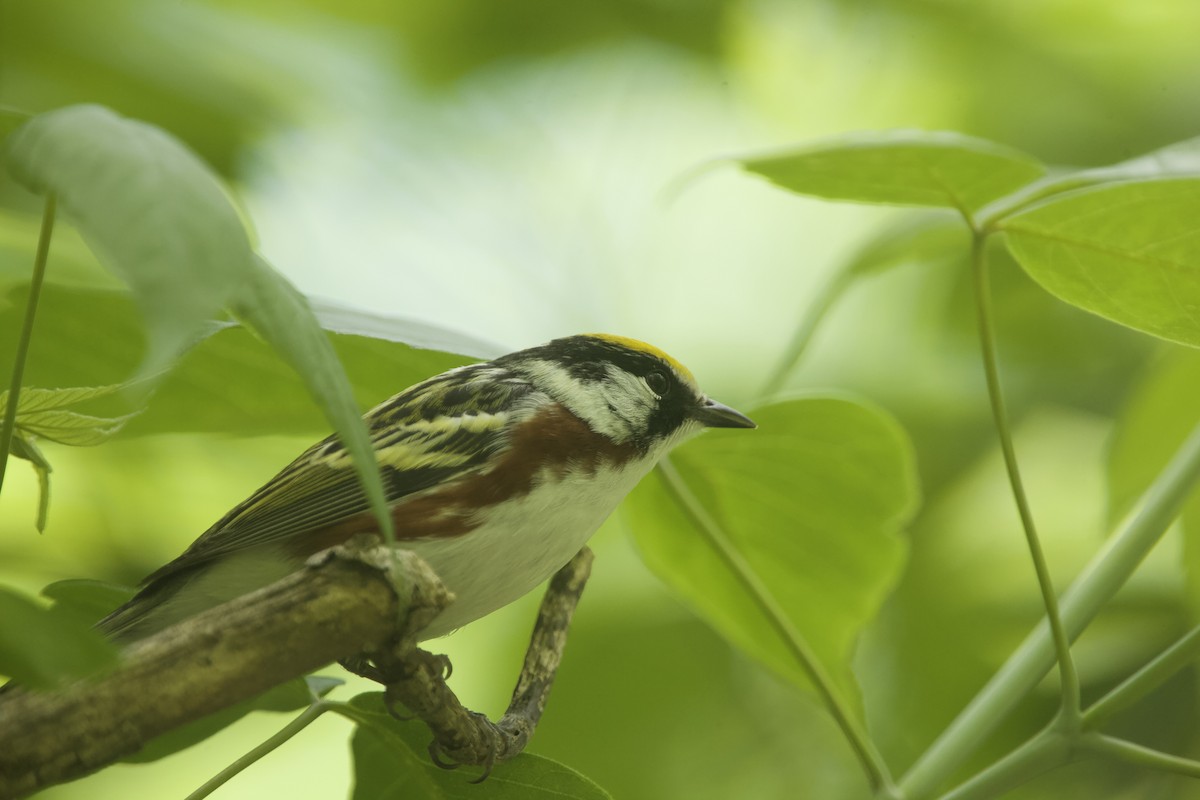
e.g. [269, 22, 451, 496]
[519, 359, 655, 443]
[600, 363, 656, 436]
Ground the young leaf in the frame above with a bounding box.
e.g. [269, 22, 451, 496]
[8, 434, 51, 530]
[338, 693, 612, 800]
[0, 383, 137, 445]
[627, 397, 918, 699]
[740, 131, 1045, 216]
[4, 104, 255, 375]
[1000, 178, 1200, 347]
[3, 383, 128, 412]
[0, 585, 119, 689]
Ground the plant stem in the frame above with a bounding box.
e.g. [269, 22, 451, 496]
[1084, 624, 1200, 728]
[934, 727, 1071, 800]
[185, 702, 330, 800]
[1084, 733, 1200, 779]
[761, 270, 852, 398]
[970, 233, 1080, 716]
[656, 457, 897, 797]
[900, 420, 1200, 798]
[0, 193, 56, 494]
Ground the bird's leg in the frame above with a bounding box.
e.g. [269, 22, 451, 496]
[337, 543, 455, 685]
[379, 546, 594, 775]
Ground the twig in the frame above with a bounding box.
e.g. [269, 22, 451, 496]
[374, 548, 594, 772]
[0, 539, 437, 799]
[0, 193, 56, 493]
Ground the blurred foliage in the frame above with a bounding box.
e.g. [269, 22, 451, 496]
[5, 0, 1200, 799]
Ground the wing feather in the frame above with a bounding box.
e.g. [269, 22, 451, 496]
[143, 364, 536, 583]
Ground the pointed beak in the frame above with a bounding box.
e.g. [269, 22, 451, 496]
[693, 397, 756, 429]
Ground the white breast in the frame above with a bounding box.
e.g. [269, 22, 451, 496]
[402, 455, 658, 639]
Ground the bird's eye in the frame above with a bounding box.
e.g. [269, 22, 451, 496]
[646, 370, 670, 396]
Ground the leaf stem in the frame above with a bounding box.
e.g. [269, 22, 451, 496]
[970, 232, 1081, 717]
[1083, 624, 1200, 728]
[900, 420, 1200, 798]
[656, 457, 897, 797]
[933, 727, 1070, 800]
[761, 270, 852, 398]
[1084, 733, 1200, 779]
[185, 701, 330, 800]
[0, 193, 56, 494]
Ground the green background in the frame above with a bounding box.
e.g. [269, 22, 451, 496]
[4, 1, 1200, 798]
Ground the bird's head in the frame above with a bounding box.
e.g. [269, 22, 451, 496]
[498, 333, 755, 452]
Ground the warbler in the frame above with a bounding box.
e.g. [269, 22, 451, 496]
[98, 334, 755, 641]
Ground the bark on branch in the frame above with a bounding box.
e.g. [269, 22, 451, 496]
[0, 539, 450, 800]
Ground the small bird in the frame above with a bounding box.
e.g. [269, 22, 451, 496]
[99, 334, 755, 642]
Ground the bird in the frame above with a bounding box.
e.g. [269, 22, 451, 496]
[97, 333, 755, 642]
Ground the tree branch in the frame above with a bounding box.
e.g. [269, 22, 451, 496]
[373, 547, 593, 774]
[0, 538, 450, 799]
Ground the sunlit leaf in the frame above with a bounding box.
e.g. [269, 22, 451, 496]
[4, 104, 254, 375]
[1000, 178, 1200, 347]
[0, 585, 119, 689]
[0, 383, 137, 445]
[741, 131, 1045, 214]
[3, 383, 126, 412]
[627, 397, 918, 698]
[339, 693, 611, 800]
[18, 409, 136, 446]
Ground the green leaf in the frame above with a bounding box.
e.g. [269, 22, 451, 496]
[124, 675, 342, 764]
[229, 257, 400, 540]
[3, 104, 255, 375]
[3, 383, 127, 412]
[1000, 178, 1200, 347]
[0, 283, 476, 437]
[0, 585, 120, 689]
[9, 434, 52, 530]
[338, 693, 611, 800]
[627, 397, 918, 697]
[980, 136, 1200, 227]
[17, 408, 136, 446]
[843, 212, 969, 278]
[1074, 135, 1200, 185]
[0, 208, 116, 288]
[2, 384, 138, 529]
[0, 383, 138, 445]
[740, 130, 1046, 215]
[41, 578, 134, 627]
